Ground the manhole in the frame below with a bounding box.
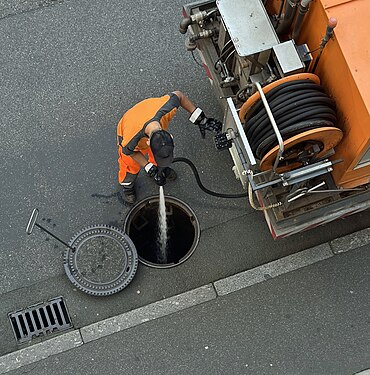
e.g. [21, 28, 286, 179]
[8, 296, 72, 344]
[123, 195, 200, 268]
[64, 225, 138, 296]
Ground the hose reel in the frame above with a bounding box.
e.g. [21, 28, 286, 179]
[239, 74, 343, 173]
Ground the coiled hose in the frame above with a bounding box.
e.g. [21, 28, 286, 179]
[243, 80, 337, 159]
[172, 157, 281, 210]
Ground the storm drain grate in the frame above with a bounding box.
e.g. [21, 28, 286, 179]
[8, 296, 73, 344]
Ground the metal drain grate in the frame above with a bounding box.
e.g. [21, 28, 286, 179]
[8, 296, 73, 344]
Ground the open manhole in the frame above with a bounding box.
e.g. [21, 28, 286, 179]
[64, 225, 138, 296]
[123, 195, 200, 268]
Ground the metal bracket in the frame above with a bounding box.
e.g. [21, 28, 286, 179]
[286, 181, 326, 202]
[249, 159, 336, 191]
[254, 81, 284, 174]
[226, 97, 257, 166]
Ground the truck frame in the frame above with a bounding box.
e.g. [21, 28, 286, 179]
[180, 0, 370, 238]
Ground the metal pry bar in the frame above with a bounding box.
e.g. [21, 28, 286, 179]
[26, 208, 76, 251]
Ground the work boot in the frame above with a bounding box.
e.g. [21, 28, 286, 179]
[122, 187, 136, 204]
[163, 167, 177, 181]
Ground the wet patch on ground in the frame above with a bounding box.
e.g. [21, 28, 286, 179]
[0, 0, 64, 19]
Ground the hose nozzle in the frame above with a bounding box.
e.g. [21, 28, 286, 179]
[311, 17, 338, 73]
[320, 17, 338, 48]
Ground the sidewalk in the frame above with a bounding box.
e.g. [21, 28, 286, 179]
[1, 228, 369, 375]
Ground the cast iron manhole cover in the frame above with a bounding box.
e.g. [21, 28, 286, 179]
[63, 225, 138, 296]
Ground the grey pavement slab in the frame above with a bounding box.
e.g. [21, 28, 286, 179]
[80, 284, 216, 343]
[214, 243, 333, 295]
[4, 245, 370, 375]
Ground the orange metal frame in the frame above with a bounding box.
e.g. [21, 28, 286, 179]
[266, 0, 370, 188]
[260, 127, 343, 172]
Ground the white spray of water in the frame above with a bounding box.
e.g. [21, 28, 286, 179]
[157, 186, 168, 263]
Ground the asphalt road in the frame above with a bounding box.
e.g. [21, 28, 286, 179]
[0, 0, 369, 358]
[4, 245, 370, 375]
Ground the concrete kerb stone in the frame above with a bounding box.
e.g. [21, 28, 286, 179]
[330, 227, 370, 254]
[0, 331, 83, 374]
[213, 243, 333, 296]
[353, 369, 370, 375]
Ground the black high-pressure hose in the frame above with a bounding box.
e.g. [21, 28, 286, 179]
[172, 157, 282, 211]
[173, 157, 248, 198]
[243, 80, 338, 159]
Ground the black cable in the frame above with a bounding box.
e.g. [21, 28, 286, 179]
[220, 39, 233, 55]
[214, 42, 235, 70]
[173, 157, 248, 198]
[191, 50, 203, 67]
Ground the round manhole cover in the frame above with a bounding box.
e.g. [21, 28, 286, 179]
[63, 225, 138, 296]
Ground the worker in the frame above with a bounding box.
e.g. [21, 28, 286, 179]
[117, 91, 222, 203]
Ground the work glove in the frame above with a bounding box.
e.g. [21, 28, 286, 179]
[145, 163, 166, 186]
[189, 107, 222, 139]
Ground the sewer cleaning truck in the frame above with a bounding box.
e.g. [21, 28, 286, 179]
[179, 0, 370, 239]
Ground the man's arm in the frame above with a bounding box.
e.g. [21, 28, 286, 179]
[131, 151, 163, 184]
[172, 91, 197, 114]
[172, 90, 222, 138]
[130, 151, 149, 167]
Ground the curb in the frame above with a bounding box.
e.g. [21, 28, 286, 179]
[1, 228, 369, 374]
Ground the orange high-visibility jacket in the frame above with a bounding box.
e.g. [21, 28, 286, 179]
[117, 93, 180, 155]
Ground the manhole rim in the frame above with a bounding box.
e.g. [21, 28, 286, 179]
[123, 195, 201, 269]
[71, 233, 130, 285]
[64, 225, 139, 296]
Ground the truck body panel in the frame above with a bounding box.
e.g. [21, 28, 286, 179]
[181, 0, 369, 238]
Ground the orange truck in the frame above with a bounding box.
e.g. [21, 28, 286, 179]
[180, 0, 369, 238]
